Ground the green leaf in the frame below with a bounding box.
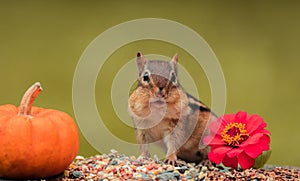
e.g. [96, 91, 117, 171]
[253, 149, 272, 169]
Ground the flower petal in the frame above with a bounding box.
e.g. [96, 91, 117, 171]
[227, 148, 243, 158]
[208, 146, 229, 164]
[235, 111, 248, 124]
[243, 134, 270, 158]
[203, 136, 211, 145]
[220, 114, 236, 126]
[222, 154, 238, 169]
[208, 151, 224, 164]
[212, 146, 232, 154]
[240, 133, 264, 147]
[208, 121, 222, 135]
[238, 151, 255, 169]
[243, 144, 264, 159]
[203, 135, 224, 146]
[258, 134, 271, 151]
[246, 114, 266, 135]
[259, 129, 271, 135]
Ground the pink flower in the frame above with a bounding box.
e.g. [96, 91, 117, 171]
[204, 111, 270, 169]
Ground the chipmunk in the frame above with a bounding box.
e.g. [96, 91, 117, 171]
[128, 52, 218, 164]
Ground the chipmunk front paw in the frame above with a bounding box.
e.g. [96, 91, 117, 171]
[164, 153, 178, 166]
[140, 151, 150, 158]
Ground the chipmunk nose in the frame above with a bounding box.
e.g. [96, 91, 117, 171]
[156, 87, 166, 98]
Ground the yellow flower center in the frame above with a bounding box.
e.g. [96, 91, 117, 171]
[221, 122, 249, 146]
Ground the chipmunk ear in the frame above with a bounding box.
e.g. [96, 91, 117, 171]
[171, 53, 178, 75]
[136, 51, 147, 76]
[171, 53, 178, 64]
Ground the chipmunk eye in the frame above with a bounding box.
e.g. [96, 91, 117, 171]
[143, 72, 150, 82]
[170, 72, 177, 83]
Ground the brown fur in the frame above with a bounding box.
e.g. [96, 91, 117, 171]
[128, 52, 218, 164]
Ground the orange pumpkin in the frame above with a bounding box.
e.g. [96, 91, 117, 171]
[0, 82, 79, 179]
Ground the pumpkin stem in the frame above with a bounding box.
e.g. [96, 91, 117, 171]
[18, 82, 43, 117]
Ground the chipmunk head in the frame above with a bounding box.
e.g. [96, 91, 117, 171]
[136, 52, 179, 100]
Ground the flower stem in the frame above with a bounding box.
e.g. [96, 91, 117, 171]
[18, 82, 43, 117]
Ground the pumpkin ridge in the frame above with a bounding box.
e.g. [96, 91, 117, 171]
[37, 115, 63, 176]
[54, 111, 79, 159]
[30, 108, 55, 117]
[0, 104, 18, 115]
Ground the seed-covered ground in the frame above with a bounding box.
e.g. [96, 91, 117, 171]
[58, 150, 300, 181]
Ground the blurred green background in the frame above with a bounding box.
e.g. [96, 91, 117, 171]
[1, 1, 299, 166]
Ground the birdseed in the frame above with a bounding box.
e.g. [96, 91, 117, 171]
[26, 149, 300, 180]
